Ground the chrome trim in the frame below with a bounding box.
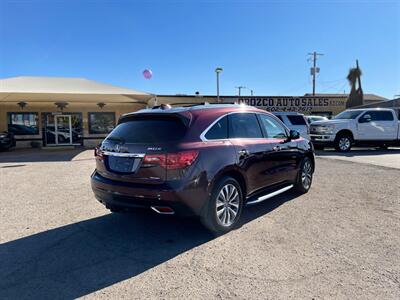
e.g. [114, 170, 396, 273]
[199, 111, 290, 142]
[151, 206, 175, 215]
[199, 113, 231, 142]
[102, 151, 145, 158]
[246, 185, 293, 205]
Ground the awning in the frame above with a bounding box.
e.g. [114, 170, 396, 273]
[0, 76, 154, 104]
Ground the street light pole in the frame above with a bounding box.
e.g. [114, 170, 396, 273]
[215, 67, 223, 103]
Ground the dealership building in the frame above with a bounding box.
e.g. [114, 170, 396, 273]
[0, 76, 387, 148]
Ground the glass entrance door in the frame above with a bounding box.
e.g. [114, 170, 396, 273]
[45, 115, 72, 145]
[55, 115, 72, 144]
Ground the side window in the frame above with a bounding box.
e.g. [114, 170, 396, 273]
[205, 116, 228, 140]
[258, 115, 288, 139]
[287, 115, 307, 125]
[228, 113, 263, 138]
[369, 111, 394, 121]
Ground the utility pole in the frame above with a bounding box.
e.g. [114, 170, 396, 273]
[307, 51, 324, 96]
[245, 87, 254, 96]
[215, 67, 223, 103]
[235, 86, 246, 96]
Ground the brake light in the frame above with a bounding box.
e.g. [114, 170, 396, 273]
[143, 154, 166, 166]
[143, 151, 198, 170]
[166, 150, 199, 170]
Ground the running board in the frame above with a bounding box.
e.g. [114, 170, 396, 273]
[246, 185, 294, 205]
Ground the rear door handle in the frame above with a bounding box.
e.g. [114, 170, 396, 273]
[238, 149, 249, 157]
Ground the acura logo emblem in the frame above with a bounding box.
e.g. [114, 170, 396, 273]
[115, 144, 128, 153]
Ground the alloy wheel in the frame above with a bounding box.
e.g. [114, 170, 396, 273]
[216, 184, 240, 227]
[339, 137, 351, 151]
[301, 160, 312, 190]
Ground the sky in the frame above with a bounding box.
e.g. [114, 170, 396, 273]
[0, 0, 399, 99]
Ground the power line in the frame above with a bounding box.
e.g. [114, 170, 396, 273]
[307, 51, 324, 95]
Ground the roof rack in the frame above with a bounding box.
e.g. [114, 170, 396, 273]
[152, 103, 172, 110]
[150, 102, 243, 110]
[179, 102, 240, 107]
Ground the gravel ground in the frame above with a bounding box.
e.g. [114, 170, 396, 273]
[0, 149, 399, 299]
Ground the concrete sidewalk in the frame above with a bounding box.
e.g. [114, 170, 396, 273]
[316, 147, 400, 169]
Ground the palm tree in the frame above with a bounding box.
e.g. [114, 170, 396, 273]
[346, 60, 364, 108]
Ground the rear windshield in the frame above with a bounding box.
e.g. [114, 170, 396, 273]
[287, 115, 307, 125]
[106, 117, 187, 143]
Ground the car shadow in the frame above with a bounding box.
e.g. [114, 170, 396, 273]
[0, 148, 91, 164]
[0, 192, 297, 299]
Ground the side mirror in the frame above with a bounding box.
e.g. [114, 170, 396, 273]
[289, 130, 300, 140]
[359, 114, 371, 123]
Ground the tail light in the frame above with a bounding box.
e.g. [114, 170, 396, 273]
[166, 151, 199, 170]
[143, 150, 198, 170]
[143, 154, 166, 166]
[94, 147, 104, 160]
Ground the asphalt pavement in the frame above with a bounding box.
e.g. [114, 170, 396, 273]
[0, 149, 399, 299]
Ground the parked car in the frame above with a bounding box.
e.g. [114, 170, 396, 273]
[45, 126, 82, 144]
[305, 115, 329, 124]
[0, 131, 16, 150]
[273, 112, 310, 139]
[310, 108, 400, 152]
[91, 104, 315, 234]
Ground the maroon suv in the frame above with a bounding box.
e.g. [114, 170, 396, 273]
[91, 104, 315, 233]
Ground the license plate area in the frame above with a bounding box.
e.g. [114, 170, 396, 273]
[107, 156, 141, 173]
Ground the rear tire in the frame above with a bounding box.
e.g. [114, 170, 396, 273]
[334, 133, 352, 152]
[108, 206, 123, 213]
[201, 176, 244, 235]
[294, 157, 314, 194]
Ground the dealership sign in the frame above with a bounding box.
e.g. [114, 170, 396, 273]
[227, 96, 348, 113]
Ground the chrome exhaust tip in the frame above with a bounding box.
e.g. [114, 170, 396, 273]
[151, 206, 175, 215]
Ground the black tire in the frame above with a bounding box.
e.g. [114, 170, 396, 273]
[334, 133, 352, 152]
[294, 157, 314, 194]
[0, 144, 12, 151]
[107, 205, 123, 213]
[378, 144, 388, 150]
[58, 135, 66, 143]
[313, 144, 324, 151]
[201, 176, 244, 235]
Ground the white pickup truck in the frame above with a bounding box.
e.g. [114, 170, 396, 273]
[309, 108, 400, 152]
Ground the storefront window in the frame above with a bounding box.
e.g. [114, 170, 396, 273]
[88, 112, 115, 134]
[7, 112, 39, 135]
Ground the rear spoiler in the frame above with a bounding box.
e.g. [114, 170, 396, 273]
[118, 112, 192, 127]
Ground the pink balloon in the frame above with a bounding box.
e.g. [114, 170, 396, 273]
[143, 69, 152, 79]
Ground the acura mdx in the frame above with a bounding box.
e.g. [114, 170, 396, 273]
[91, 104, 315, 233]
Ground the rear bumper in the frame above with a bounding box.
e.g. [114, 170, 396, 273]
[91, 171, 207, 216]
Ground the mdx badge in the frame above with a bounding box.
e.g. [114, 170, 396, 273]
[147, 147, 162, 151]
